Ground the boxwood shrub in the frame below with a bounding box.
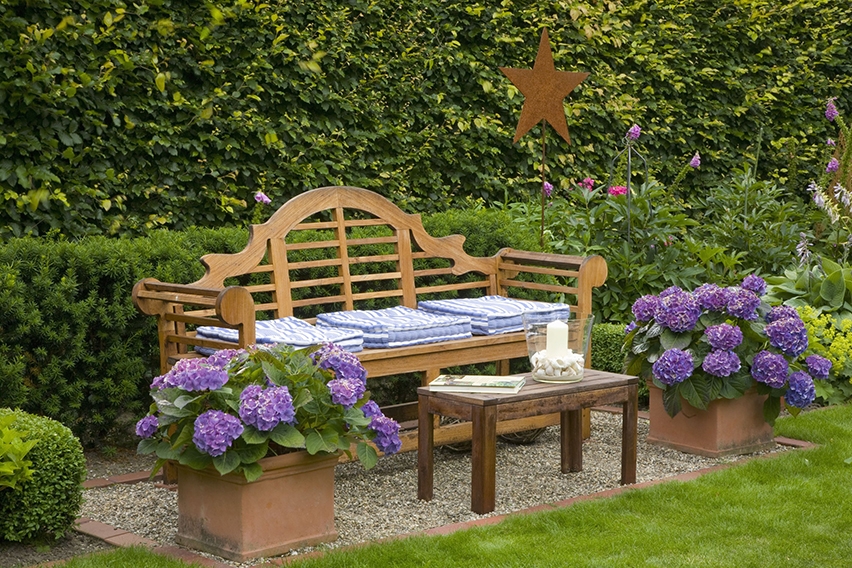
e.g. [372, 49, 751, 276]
[0, 409, 86, 542]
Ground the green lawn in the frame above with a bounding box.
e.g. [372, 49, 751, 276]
[56, 404, 852, 568]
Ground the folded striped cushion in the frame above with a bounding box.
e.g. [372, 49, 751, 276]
[417, 296, 570, 335]
[194, 317, 364, 353]
[316, 306, 471, 348]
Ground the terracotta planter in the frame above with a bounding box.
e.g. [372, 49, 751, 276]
[646, 383, 775, 458]
[175, 450, 339, 562]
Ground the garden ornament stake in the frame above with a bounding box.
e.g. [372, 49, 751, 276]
[499, 27, 588, 246]
[606, 127, 648, 247]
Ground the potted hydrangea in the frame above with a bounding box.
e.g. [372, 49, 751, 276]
[623, 275, 831, 457]
[134, 342, 401, 562]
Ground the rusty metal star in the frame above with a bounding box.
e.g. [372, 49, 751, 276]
[499, 28, 589, 144]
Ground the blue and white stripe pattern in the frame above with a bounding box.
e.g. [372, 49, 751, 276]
[417, 295, 571, 335]
[316, 306, 472, 348]
[195, 317, 364, 353]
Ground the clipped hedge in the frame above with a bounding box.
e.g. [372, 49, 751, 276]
[0, 408, 86, 542]
[0, 207, 538, 443]
[1, 0, 849, 237]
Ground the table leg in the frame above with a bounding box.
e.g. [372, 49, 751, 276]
[621, 384, 638, 485]
[561, 409, 583, 473]
[471, 405, 497, 514]
[417, 394, 434, 501]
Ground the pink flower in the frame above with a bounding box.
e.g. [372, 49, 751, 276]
[827, 138, 836, 146]
[254, 191, 271, 205]
[827, 158, 840, 173]
[543, 181, 553, 198]
[608, 185, 627, 196]
[826, 98, 839, 122]
[579, 177, 595, 191]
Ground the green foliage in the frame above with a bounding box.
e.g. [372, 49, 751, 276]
[519, 181, 703, 322]
[688, 168, 819, 281]
[0, 414, 38, 491]
[590, 323, 626, 373]
[0, 0, 849, 237]
[808, 100, 852, 247]
[799, 306, 852, 405]
[0, 409, 85, 542]
[764, 257, 852, 316]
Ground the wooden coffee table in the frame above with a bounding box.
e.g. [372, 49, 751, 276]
[417, 369, 638, 514]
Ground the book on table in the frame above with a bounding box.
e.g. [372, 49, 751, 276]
[427, 374, 526, 394]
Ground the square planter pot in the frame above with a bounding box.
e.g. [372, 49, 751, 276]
[175, 450, 339, 562]
[646, 384, 775, 458]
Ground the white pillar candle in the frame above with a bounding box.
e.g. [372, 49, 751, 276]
[545, 320, 569, 358]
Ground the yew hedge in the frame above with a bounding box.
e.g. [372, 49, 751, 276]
[0, 0, 850, 237]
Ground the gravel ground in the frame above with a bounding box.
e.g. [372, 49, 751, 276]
[64, 411, 786, 568]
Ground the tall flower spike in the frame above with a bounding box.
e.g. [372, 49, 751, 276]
[689, 152, 701, 168]
[626, 124, 641, 141]
[826, 97, 839, 122]
[827, 158, 840, 173]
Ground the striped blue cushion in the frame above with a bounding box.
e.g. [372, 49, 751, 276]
[417, 296, 570, 335]
[316, 306, 471, 348]
[195, 317, 364, 353]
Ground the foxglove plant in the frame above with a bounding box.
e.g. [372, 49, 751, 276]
[136, 343, 400, 482]
[624, 275, 832, 424]
[808, 97, 852, 242]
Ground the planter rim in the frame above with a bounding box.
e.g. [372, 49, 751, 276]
[176, 449, 341, 486]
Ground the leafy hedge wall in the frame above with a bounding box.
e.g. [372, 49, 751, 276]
[0, 207, 534, 444]
[1, 0, 849, 237]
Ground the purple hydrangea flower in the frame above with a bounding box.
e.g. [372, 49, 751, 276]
[204, 349, 244, 370]
[805, 355, 832, 379]
[727, 287, 761, 320]
[543, 181, 553, 197]
[741, 274, 766, 296]
[704, 323, 743, 350]
[239, 385, 296, 431]
[135, 415, 159, 439]
[693, 283, 731, 312]
[625, 321, 638, 334]
[689, 152, 701, 168]
[312, 343, 368, 384]
[785, 371, 816, 409]
[632, 295, 661, 322]
[766, 305, 800, 324]
[702, 350, 741, 377]
[361, 400, 382, 419]
[193, 410, 244, 457]
[652, 348, 694, 386]
[765, 316, 808, 357]
[627, 124, 641, 141]
[659, 286, 682, 298]
[826, 98, 839, 122]
[826, 158, 840, 173]
[254, 191, 271, 204]
[369, 415, 402, 455]
[152, 358, 230, 392]
[655, 289, 701, 333]
[750, 350, 789, 389]
[328, 378, 366, 409]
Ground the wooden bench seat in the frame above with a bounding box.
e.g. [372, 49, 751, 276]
[133, 186, 607, 451]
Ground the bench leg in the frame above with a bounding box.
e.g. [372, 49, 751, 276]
[621, 384, 638, 485]
[561, 409, 583, 473]
[471, 405, 497, 514]
[417, 394, 434, 501]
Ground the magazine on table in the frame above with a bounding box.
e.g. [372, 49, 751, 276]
[427, 374, 526, 394]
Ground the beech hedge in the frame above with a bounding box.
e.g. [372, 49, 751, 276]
[1, 0, 850, 237]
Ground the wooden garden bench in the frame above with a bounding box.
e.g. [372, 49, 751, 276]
[132, 186, 607, 451]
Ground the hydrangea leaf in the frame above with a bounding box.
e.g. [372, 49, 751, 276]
[291, 388, 313, 410]
[233, 441, 268, 465]
[242, 462, 263, 483]
[212, 450, 241, 476]
[661, 385, 682, 418]
[356, 442, 378, 470]
[762, 396, 781, 426]
[240, 425, 268, 445]
[155, 440, 181, 460]
[269, 423, 305, 448]
[178, 446, 212, 470]
[679, 377, 709, 410]
[137, 438, 158, 455]
[344, 407, 371, 427]
[660, 329, 691, 350]
[173, 394, 202, 409]
[305, 429, 337, 454]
